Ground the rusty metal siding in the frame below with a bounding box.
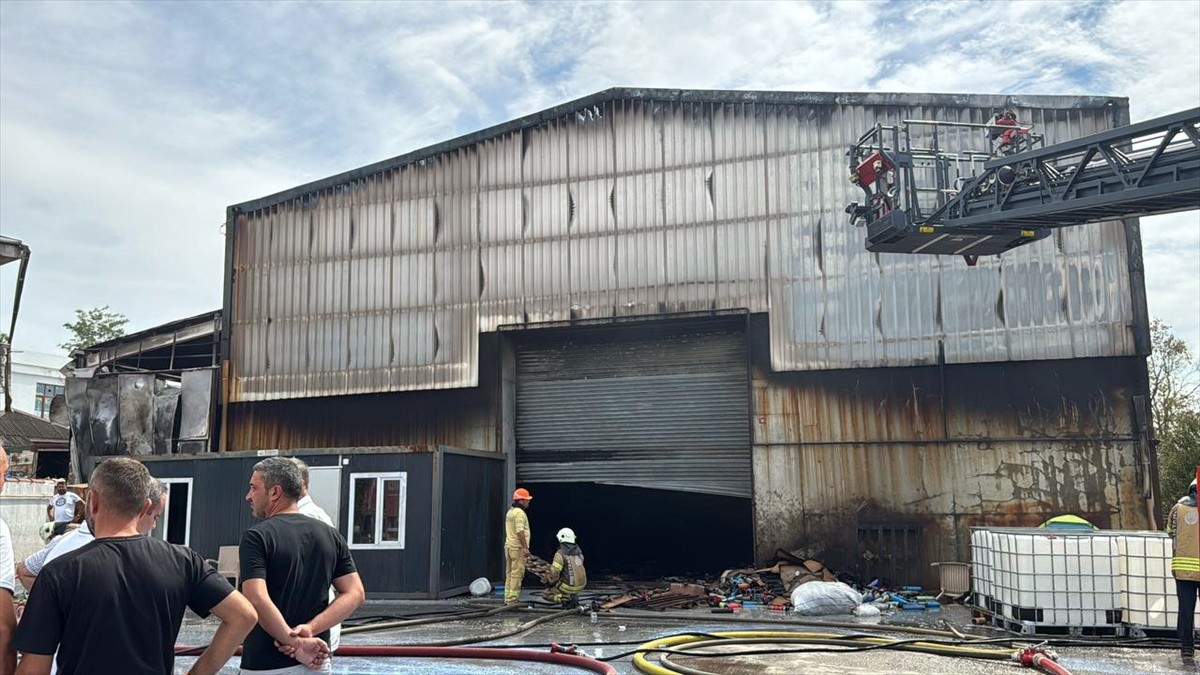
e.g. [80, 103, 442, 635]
[750, 356, 1154, 582]
[228, 91, 1138, 402]
[226, 390, 497, 453]
[225, 337, 500, 453]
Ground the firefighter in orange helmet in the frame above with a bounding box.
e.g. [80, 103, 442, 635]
[503, 488, 533, 605]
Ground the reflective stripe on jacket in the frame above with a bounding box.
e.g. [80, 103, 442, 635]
[551, 544, 587, 593]
[1169, 500, 1200, 581]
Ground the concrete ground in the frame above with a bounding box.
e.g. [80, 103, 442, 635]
[173, 593, 1197, 674]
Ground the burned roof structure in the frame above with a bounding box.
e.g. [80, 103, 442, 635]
[206, 87, 1156, 586]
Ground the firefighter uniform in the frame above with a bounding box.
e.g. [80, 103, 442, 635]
[1167, 485, 1200, 657]
[504, 495, 532, 605]
[541, 543, 587, 605]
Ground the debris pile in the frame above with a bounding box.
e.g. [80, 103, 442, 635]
[600, 583, 708, 611]
[710, 548, 840, 610]
[862, 583, 943, 612]
[524, 545, 951, 617]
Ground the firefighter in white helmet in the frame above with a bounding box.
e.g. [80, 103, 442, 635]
[541, 527, 587, 607]
[1168, 477, 1200, 662]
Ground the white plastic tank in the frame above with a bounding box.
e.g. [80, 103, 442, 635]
[974, 528, 1118, 627]
[1116, 532, 1200, 630]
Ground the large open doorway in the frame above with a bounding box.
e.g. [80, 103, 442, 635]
[513, 315, 755, 579]
[524, 482, 753, 578]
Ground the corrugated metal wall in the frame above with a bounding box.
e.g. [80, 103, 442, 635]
[751, 353, 1155, 582]
[227, 91, 1139, 402]
[225, 336, 499, 452]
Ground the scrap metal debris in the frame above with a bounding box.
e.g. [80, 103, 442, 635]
[524, 545, 949, 617]
[600, 583, 707, 611]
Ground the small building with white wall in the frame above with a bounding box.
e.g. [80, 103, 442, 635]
[6, 349, 68, 418]
[0, 477, 58, 566]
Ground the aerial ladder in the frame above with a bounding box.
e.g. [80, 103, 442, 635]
[845, 107, 1200, 264]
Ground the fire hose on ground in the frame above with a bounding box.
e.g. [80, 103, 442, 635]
[175, 601, 1161, 673]
[175, 644, 616, 674]
[176, 607, 594, 671]
[340, 601, 521, 634]
[625, 631, 1072, 675]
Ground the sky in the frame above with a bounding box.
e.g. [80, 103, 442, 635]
[1, 0, 1198, 360]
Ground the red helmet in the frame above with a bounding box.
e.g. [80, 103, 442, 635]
[513, 488, 533, 501]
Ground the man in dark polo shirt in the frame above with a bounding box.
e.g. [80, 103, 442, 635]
[13, 457, 257, 675]
[239, 457, 364, 674]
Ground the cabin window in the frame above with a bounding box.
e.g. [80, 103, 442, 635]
[348, 472, 406, 549]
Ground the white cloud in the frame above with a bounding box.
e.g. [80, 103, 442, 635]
[1, 0, 1197, 358]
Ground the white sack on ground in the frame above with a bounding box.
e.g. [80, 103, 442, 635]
[791, 581, 862, 616]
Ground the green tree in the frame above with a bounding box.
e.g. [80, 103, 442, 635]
[1150, 319, 1200, 438]
[1158, 410, 1200, 504]
[1151, 319, 1200, 515]
[59, 306, 129, 353]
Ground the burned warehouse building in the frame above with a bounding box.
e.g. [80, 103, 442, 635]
[67, 88, 1159, 595]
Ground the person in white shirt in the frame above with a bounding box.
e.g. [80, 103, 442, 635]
[47, 480, 85, 537]
[17, 523, 84, 591]
[1, 445, 18, 673]
[19, 481, 167, 592]
[290, 458, 340, 652]
[20, 480, 168, 675]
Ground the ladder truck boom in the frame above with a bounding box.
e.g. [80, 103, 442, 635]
[846, 107, 1200, 265]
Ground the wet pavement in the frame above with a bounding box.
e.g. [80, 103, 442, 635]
[172, 596, 1199, 674]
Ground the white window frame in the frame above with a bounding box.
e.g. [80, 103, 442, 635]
[34, 382, 64, 418]
[347, 472, 406, 550]
[152, 478, 193, 547]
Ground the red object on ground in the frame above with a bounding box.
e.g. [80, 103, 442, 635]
[175, 645, 618, 675]
[1017, 647, 1072, 675]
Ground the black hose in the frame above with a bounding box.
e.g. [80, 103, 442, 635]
[601, 607, 1183, 649]
[342, 606, 488, 627]
[602, 608, 982, 639]
[341, 602, 521, 635]
[407, 607, 581, 647]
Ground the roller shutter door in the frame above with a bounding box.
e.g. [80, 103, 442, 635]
[515, 323, 751, 498]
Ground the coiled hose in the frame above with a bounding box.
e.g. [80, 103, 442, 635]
[628, 631, 1072, 675]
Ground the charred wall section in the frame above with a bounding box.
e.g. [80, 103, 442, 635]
[747, 315, 1155, 586]
[225, 336, 499, 452]
[226, 90, 1143, 405]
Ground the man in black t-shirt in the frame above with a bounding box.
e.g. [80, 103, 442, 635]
[13, 457, 258, 675]
[239, 457, 364, 674]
